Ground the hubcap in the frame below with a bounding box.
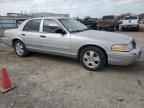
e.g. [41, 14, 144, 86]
[83, 51, 100, 68]
[16, 42, 24, 56]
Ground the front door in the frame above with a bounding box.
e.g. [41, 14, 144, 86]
[40, 19, 70, 55]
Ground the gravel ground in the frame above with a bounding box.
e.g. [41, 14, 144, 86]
[0, 29, 144, 108]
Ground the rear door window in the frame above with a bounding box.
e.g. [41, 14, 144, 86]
[23, 19, 41, 32]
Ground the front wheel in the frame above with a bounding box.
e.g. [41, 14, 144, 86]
[14, 40, 28, 57]
[135, 26, 139, 31]
[80, 47, 106, 71]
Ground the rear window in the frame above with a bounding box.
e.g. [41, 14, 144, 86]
[103, 16, 114, 20]
[23, 19, 41, 32]
[125, 16, 138, 20]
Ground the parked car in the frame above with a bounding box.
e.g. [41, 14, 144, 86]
[121, 15, 140, 31]
[96, 15, 119, 31]
[76, 18, 97, 30]
[3, 17, 141, 71]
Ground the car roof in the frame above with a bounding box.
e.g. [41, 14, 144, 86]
[28, 17, 69, 20]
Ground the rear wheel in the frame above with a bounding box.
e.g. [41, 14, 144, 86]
[116, 25, 119, 30]
[14, 40, 28, 57]
[121, 27, 125, 31]
[79, 47, 106, 71]
[109, 26, 114, 32]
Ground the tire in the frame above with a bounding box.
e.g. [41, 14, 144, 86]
[116, 25, 119, 30]
[121, 27, 125, 31]
[79, 46, 106, 71]
[97, 26, 100, 30]
[110, 26, 114, 32]
[135, 26, 139, 31]
[14, 40, 28, 57]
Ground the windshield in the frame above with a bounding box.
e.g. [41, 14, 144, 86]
[59, 18, 88, 33]
[125, 16, 138, 20]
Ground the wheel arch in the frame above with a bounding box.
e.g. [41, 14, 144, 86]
[77, 44, 108, 63]
[12, 38, 24, 47]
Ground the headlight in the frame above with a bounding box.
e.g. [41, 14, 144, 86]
[112, 44, 133, 52]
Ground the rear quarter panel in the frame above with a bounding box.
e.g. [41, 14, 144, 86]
[3, 29, 23, 46]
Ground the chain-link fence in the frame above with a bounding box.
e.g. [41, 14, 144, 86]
[0, 16, 28, 29]
[0, 16, 17, 28]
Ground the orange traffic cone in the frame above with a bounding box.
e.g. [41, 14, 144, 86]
[0, 68, 16, 93]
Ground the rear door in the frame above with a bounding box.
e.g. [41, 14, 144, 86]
[22, 19, 42, 50]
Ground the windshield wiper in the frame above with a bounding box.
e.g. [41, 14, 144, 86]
[71, 28, 89, 33]
[82, 28, 89, 31]
[71, 30, 83, 33]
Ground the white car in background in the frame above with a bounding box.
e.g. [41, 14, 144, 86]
[121, 16, 139, 31]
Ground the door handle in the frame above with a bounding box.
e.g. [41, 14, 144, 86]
[40, 35, 46, 38]
[21, 34, 25, 36]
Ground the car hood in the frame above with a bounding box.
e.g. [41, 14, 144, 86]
[73, 30, 130, 43]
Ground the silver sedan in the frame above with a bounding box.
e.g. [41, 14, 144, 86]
[3, 17, 141, 71]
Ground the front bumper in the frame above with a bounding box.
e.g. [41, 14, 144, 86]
[107, 45, 141, 65]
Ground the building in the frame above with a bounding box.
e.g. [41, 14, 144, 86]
[30, 12, 69, 18]
[7, 12, 69, 18]
[7, 13, 22, 17]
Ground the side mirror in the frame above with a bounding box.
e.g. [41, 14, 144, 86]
[55, 29, 66, 35]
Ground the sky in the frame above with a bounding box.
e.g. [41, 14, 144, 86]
[0, 0, 144, 18]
